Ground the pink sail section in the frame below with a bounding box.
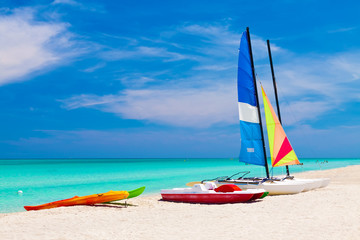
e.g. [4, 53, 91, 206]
[273, 136, 292, 166]
[273, 121, 286, 164]
[261, 86, 300, 167]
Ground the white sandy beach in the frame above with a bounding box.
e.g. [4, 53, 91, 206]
[1, 165, 359, 240]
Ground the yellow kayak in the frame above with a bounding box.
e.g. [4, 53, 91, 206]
[24, 190, 129, 211]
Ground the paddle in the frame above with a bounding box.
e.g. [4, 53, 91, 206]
[104, 202, 137, 207]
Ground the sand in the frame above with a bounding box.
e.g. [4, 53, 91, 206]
[1, 165, 359, 240]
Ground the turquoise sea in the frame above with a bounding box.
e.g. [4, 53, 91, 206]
[1, 158, 359, 213]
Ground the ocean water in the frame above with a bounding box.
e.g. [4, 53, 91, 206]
[1, 158, 359, 213]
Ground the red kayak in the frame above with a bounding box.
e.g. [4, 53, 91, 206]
[161, 183, 265, 204]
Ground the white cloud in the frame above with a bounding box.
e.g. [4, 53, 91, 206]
[176, 24, 282, 60]
[278, 100, 333, 126]
[327, 27, 357, 33]
[118, 75, 156, 88]
[101, 46, 190, 62]
[52, 0, 105, 13]
[100, 24, 281, 67]
[0, 7, 84, 86]
[254, 48, 360, 126]
[60, 84, 238, 128]
[52, 0, 78, 5]
[59, 23, 360, 129]
[82, 62, 106, 73]
[193, 64, 233, 71]
[179, 24, 239, 46]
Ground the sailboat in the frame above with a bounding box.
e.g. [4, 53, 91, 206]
[213, 27, 306, 195]
[215, 27, 331, 194]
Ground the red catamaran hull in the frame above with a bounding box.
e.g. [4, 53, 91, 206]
[161, 193, 254, 204]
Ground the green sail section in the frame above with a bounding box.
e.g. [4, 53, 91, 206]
[261, 86, 276, 164]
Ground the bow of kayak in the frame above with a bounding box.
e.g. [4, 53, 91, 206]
[127, 186, 145, 199]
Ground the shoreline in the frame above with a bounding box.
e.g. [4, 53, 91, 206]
[1, 165, 360, 239]
[1, 164, 359, 214]
[1, 158, 359, 215]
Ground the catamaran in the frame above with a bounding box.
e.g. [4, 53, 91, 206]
[214, 28, 328, 194]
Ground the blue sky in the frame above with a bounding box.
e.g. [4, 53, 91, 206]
[0, 0, 360, 158]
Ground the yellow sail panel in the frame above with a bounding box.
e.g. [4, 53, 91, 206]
[262, 88, 276, 163]
[261, 86, 300, 167]
[273, 150, 299, 167]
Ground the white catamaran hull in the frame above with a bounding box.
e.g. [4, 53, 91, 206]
[284, 178, 321, 192]
[319, 178, 330, 188]
[283, 178, 330, 191]
[216, 180, 306, 195]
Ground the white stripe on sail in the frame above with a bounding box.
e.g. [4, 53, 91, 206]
[238, 102, 259, 123]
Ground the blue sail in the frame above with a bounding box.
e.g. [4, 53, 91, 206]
[237, 31, 266, 166]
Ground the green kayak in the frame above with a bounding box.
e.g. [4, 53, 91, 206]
[127, 186, 146, 199]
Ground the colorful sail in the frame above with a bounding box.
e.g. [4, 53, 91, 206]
[237, 31, 266, 166]
[261, 86, 300, 167]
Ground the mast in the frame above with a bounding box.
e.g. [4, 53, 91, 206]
[247, 27, 270, 178]
[266, 39, 290, 176]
